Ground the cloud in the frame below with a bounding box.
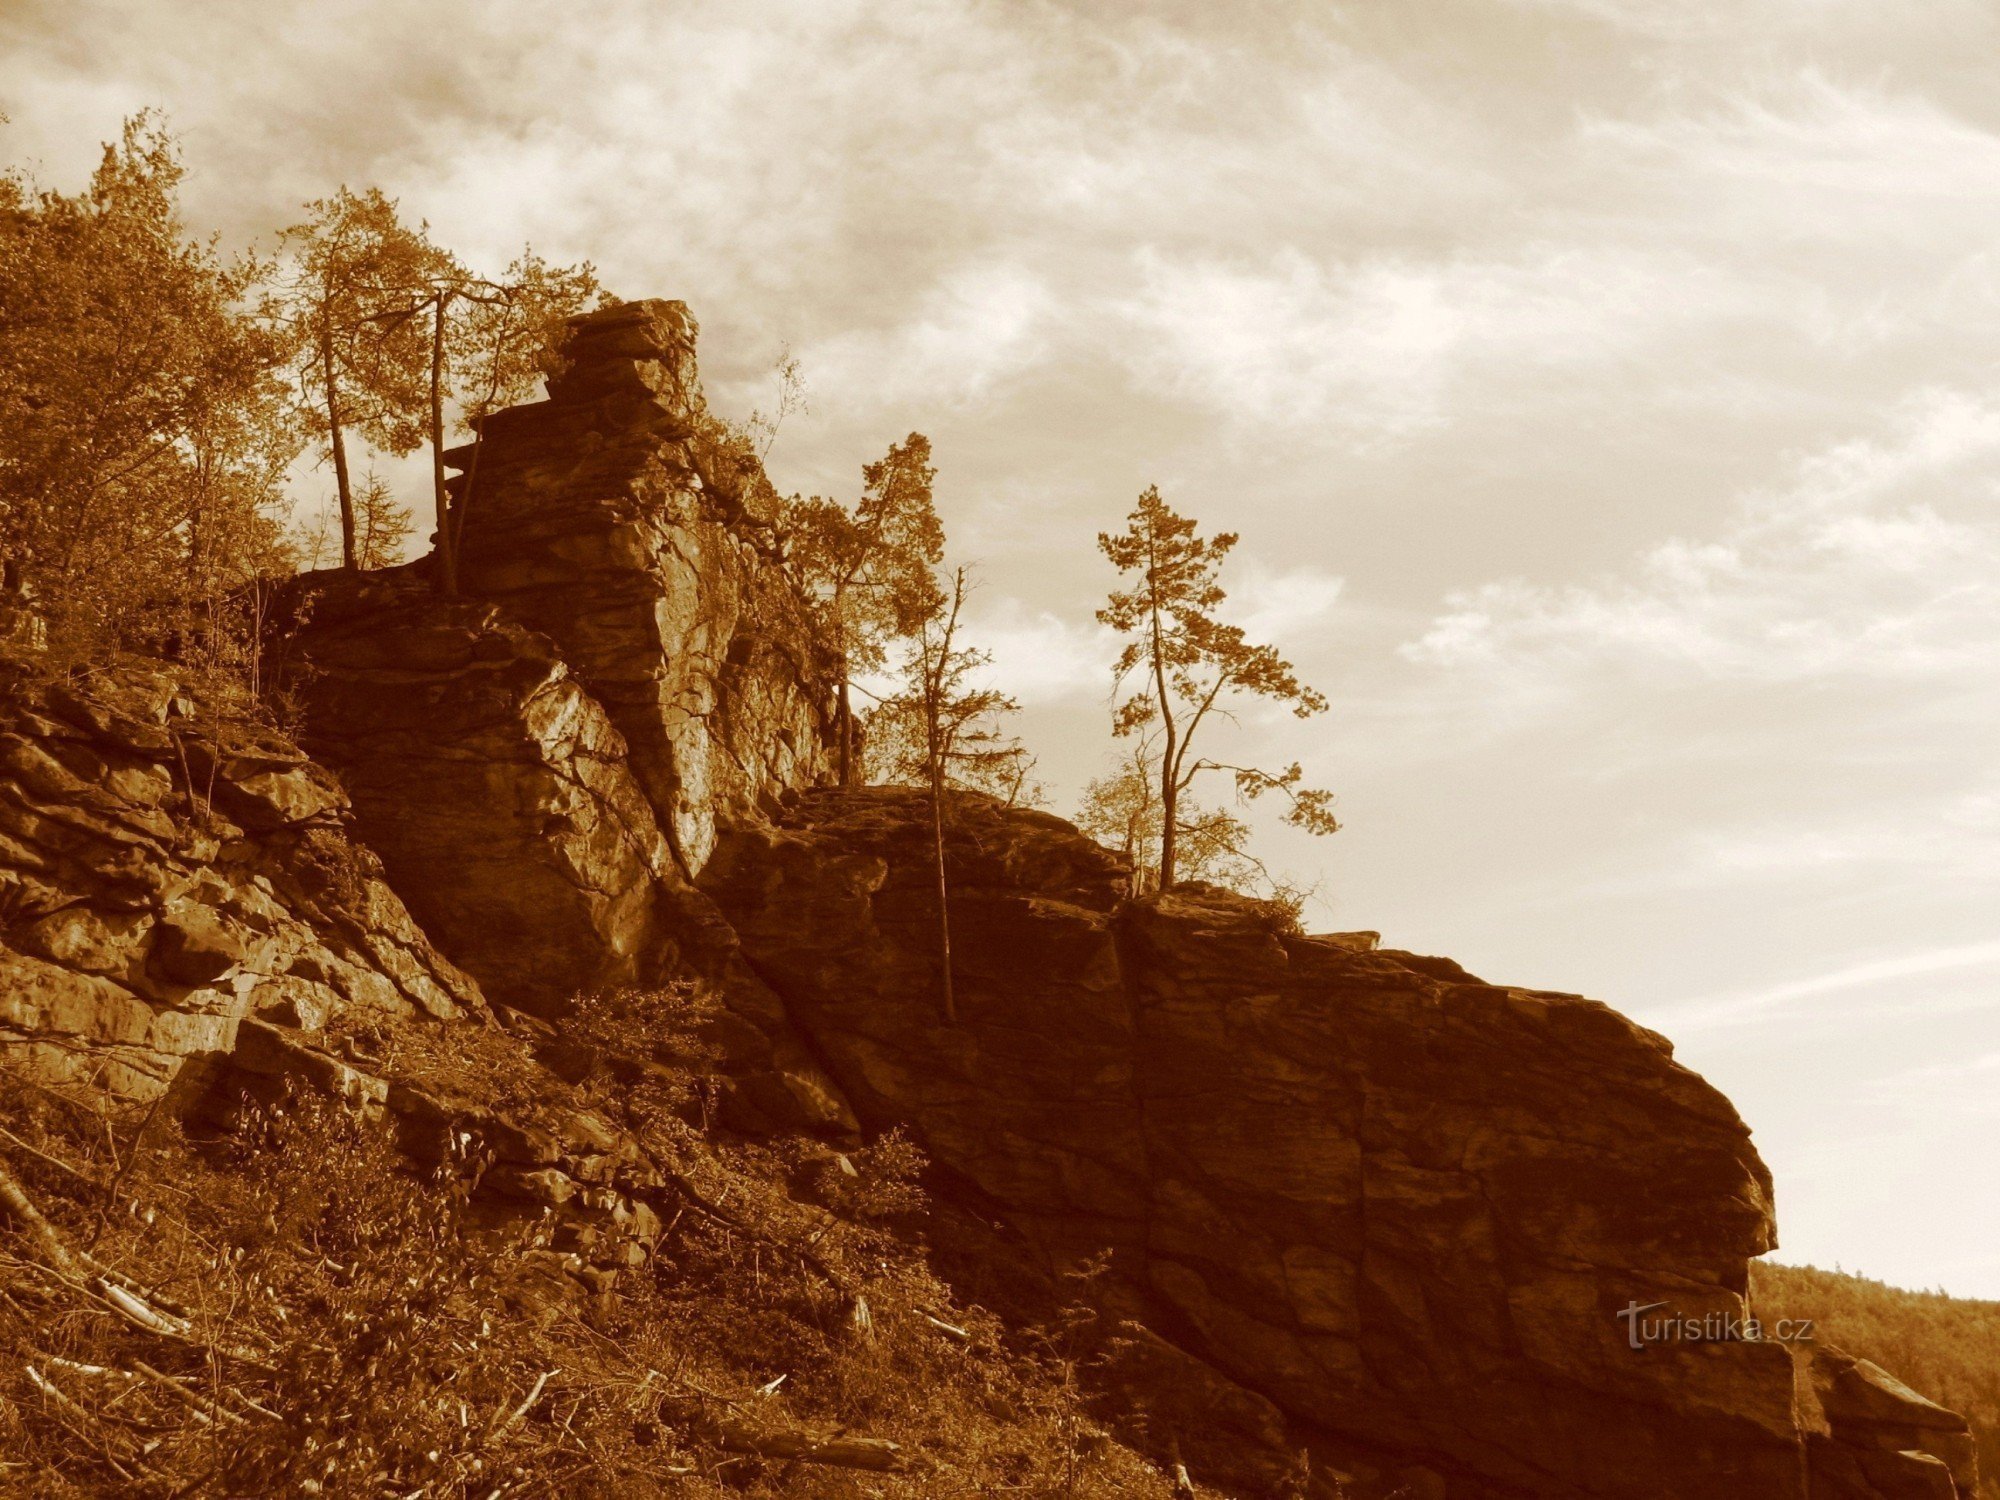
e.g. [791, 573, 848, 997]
[1863, 1049, 2000, 1117]
[964, 598, 1116, 707]
[798, 262, 1058, 413]
[1231, 559, 1347, 644]
[1656, 939, 2000, 1036]
[1502, 0, 1994, 48]
[1578, 71, 2000, 258]
[1403, 388, 2000, 688]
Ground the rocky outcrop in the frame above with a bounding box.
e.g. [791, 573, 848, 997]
[0, 661, 481, 1099]
[273, 569, 694, 1012]
[449, 298, 830, 875]
[5, 291, 1972, 1499]
[1806, 1347, 1980, 1499]
[703, 788, 1977, 1500]
[273, 299, 834, 1021]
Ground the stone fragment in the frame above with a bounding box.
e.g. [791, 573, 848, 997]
[150, 905, 247, 984]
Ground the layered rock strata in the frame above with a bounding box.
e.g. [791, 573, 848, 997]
[0, 662, 481, 1100]
[702, 787, 1977, 1500]
[272, 571, 691, 1011]
[449, 298, 830, 876]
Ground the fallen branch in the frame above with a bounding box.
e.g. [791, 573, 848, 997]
[915, 1307, 971, 1342]
[660, 1397, 907, 1473]
[0, 1157, 86, 1278]
[129, 1358, 251, 1428]
[488, 1368, 557, 1443]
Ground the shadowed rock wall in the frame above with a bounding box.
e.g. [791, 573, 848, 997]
[451, 299, 830, 876]
[702, 787, 1977, 1500]
[274, 299, 835, 1015]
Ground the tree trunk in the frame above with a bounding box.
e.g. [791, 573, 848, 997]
[320, 334, 356, 570]
[449, 418, 483, 574]
[836, 672, 853, 788]
[930, 767, 955, 1025]
[428, 293, 455, 596]
[1146, 526, 1180, 891]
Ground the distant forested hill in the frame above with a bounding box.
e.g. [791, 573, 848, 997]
[1753, 1261, 2000, 1495]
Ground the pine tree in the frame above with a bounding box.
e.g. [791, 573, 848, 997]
[1097, 486, 1338, 891]
[353, 472, 414, 570]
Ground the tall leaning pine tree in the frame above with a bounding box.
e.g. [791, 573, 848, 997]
[1097, 486, 1339, 891]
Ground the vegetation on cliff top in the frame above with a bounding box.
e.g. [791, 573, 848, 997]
[1752, 1260, 2000, 1498]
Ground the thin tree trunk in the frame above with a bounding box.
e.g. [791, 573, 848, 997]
[837, 673, 853, 788]
[1148, 537, 1180, 890]
[428, 292, 454, 596]
[321, 334, 356, 570]
[930, 762, 955, 1025]
[449, 420, 483, 576]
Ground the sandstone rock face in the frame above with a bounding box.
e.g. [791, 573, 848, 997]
[0, 662, 482, 1098]
[704, 788, 1974, 1500]
[451, 298, 830, 876]
[276, 570, 691, 1012]
[1805, 1346, 1979, 1499]
[274, 299, 834, 1020]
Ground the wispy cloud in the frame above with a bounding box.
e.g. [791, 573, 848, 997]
[1657, 939, 2000, 1036]
[1404, 388, 2000, 689]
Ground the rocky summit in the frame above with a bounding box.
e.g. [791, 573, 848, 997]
[0, 300, 1976, 1499]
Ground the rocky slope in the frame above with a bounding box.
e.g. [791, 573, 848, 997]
[0, 298, 1976, 1499]
[0, 659, 481, 1099]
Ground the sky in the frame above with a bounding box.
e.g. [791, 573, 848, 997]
[4, 0, 1997, 1296]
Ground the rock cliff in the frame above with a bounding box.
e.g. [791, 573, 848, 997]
[449, 299, 829, 877]
[0, 299, 1976, 1499]
[702, 787, 1979, 1500]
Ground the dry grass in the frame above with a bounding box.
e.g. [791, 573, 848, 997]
[0, 992, 1214, 1498]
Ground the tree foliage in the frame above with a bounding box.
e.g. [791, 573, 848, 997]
[782, 434, 945, 786]
[273, 187, 439, 569]
[1076, 738, 1259, 896]
[0, 113, 297, 658]
[1096, 486, 1338, 891]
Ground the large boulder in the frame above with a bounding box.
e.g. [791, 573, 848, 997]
[703, 787, 1974, 1500]
[0, 661, 482, 1098]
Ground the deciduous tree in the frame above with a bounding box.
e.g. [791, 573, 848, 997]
[274, 188, 436, 570]
[0, 113, 296, 658]
[1096, 486, 1338, 891]
[1076, 737, 1253, 896]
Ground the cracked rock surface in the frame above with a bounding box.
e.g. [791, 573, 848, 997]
[0, 661, 481, 1099]
[703, 786, 1976, 1500]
